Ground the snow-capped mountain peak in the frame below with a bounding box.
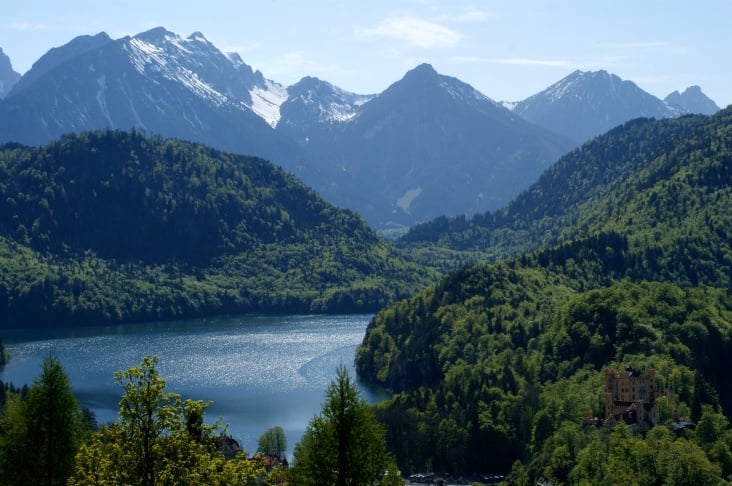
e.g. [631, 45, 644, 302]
[225, 51, 246, 69]
[513, 69, 680, 143]
[123, 28, 243, 107]
[187, 31, 210, 44]
[278, 76, 373, 132]
[98, 27, 313, 127]
[541, 70, 621, 103]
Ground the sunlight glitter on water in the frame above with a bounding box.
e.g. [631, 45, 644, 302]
[0, 314, 378, 453]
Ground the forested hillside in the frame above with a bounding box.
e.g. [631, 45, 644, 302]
[0, 130, 435, 328]
[357, 107, 732, 481]
[401, 108, 732, 276]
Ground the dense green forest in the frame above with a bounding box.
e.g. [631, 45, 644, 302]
[4, 106, 732, 483]
[0, 130, 436, 328]
[358, 238, 732, 479]
[356, 107, 732, 481]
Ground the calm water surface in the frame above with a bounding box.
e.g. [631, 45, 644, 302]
[0, 314, 384, 456]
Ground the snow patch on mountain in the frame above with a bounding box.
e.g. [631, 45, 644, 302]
[327, 94, 372, 122]
[125, 33, 229, 108]
[439, 78, 493, 105]
[251, 79, 288, 127]
[96, 75, 113, 127]
[279, 76, 374, 130]
[545, 70, 602, 102]
[225, 52, 246, 69]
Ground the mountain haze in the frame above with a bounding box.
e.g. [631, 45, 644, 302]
[0, 130, 435, 328]
[403, 107, 732, 279]
[0, 29, 719, 230]
[0, 48, 20, 99]
[664, 85, 720, 115]
[357, 106, 732, 477]
[0, 30, 572, 230]
[301, 63, 572, 230]
[510, 70, 717, 144]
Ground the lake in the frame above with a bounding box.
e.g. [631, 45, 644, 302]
[0, 314, 385, 457]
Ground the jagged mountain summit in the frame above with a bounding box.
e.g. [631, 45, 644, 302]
[509, 70, 711, 144]
[2, 29, 717, 231]
[0, 28, 573, 230]
[300, 63, 572, 230]
[0, 47, 20, 99]
[11, 32, 113, 93]
[276, 75, 373, 143]
[0, 27, 303, 165]
[664, 85, 719, 115]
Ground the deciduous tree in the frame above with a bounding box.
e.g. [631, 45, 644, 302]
[70, 355, 275, 485]
[258, 425, 288, 458]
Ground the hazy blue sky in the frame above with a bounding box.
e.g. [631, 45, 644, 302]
[1, 1, 729, 107]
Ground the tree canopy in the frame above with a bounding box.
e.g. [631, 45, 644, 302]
[257, 426, 287, 459]
[400, 108, 732, 279]
[70, 355, 280, 486]
[0, 130, 436, 328]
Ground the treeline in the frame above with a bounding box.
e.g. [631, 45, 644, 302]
[0, 130, 436, 328]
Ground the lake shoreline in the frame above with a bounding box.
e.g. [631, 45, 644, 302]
[0, 313, 380, 455]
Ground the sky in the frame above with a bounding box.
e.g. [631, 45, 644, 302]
[1, 0, 730, 107]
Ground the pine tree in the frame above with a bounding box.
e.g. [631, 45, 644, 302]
[291, 365, 387, 486]
[0, 355, 83, 485]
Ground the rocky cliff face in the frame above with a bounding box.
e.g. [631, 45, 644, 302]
[0, 47, 21, 99]
[664, 85, 720, 115]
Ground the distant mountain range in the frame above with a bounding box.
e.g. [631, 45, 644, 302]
[664, 85, 720, 115]
[0, 29, 303, 168]
[0, 28, 720, 229]
[507, 70, 719, 144]
[402, 106, 732, 272]
[298, 63, 571, 230]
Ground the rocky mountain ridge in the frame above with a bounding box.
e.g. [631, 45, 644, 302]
[507, 69, 719, 143]
[0, 29, 719, 229]
[0, 48, 20, 99]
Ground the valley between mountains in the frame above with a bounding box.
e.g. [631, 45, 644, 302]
[1, 25, 731, 485]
